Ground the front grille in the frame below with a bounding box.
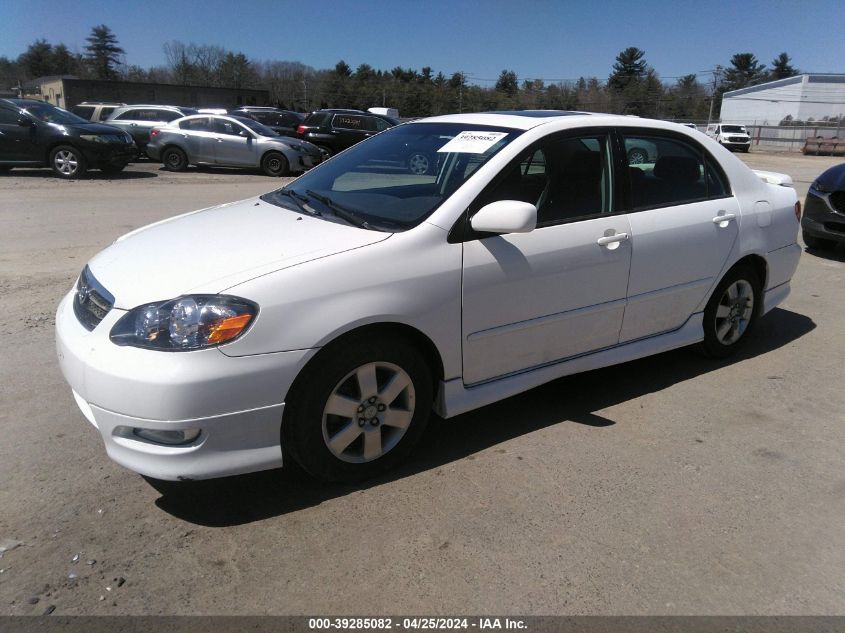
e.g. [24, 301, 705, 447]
[729, 136, 748, 143]
[830, 191, 845, 214]
[72, 266, 114, 331]
[823, 221, 845, 234]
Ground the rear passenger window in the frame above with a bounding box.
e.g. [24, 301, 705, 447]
[179, 117, 212, 132]
[622, 134, 711, 209]
[332, 115, 364, 130]
[98, 107, 116, 121]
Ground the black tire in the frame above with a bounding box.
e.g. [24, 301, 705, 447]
[698, 264, 761, 358]
[283, 334, 433, 483]
[742, 147, 750, 153]
[407, 151, 435, 175]
[627, 147, 648, 164]
[100, 163, 127, 174]
[261, 151, 289, 177]
[162, 147, 188, 172]
[802, 231, 835, 251]
[49, 145, 87, 179]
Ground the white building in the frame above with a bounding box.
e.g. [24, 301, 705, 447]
[720, 74, 845, 125]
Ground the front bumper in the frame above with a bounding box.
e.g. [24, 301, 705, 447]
[55, 290, 315, 480]
[80, 142, 139, 166]
[802, 190, 845, 244]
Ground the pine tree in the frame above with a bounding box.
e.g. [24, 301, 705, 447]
[84, 25, 124, 80]
[770, 53, 798, 80]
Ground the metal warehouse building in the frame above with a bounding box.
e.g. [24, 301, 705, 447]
[720, 74, 845, 125]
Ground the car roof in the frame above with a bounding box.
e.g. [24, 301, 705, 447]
[418, 110, 603, 130]
[116, 104, 190, 111]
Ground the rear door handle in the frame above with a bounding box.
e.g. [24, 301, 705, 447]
[712, 212, 736, 226]
[597, 232, 629, 246]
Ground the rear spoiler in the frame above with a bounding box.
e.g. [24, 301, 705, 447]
[752, 170, 794, 187]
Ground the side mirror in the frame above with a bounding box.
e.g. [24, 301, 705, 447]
[17, 117, 33, 127]
[239, 129, 251, 138]
[470, 200, 537, 235]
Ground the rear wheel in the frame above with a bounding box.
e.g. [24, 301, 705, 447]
[50, 146, 87, 179]
[162, 147, 188, 172]
[803, 231, 836, 251]
[699, 264, 761, 358]
[261, 152, 289, 177]
[283, 335, 433, 482]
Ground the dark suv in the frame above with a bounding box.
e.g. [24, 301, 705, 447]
[0, 99, 138, 178]
[295, 110, 398, 156]
[228, 107, 303, 137]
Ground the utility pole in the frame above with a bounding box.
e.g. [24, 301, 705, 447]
[302, 79, 308, 110]
[458, 72, 464, 113]
[707, 65, 723, 126]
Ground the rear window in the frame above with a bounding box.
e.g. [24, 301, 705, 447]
[332, 114, 368, 130]
[71, 105, 95, 120]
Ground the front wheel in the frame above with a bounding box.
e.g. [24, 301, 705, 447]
[50, 146, 87, 179]
[283, 336, 433, 482]
[699, 264, 761, 358]
[261, 152, 289, 177]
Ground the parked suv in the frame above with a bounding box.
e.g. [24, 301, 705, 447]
[70, 102, 126, 123]
[706, 124, 751, 152]
[0, 99, 137, 178]
[229, 107, 304, 137]
[105, 105, 198, 153]
[296, 110, 398, 156]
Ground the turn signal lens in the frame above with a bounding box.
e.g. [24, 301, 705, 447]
[207, 314, 254, 344]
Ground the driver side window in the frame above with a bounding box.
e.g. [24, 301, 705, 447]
[476, 133, 612, 227]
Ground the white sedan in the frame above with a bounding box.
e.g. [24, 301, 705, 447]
[56, 111, 802, 482]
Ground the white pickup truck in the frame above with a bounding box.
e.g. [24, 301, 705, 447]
[706, 124, 751, 152]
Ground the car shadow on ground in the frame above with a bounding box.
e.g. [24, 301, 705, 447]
[0, 168, 157, 180]
[804, 244, 845, 262]
[147, 307, 815, 527]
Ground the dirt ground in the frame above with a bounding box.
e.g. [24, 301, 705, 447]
[1, 152, 843, 615]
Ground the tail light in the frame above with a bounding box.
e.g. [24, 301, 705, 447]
[296, 125, 306, 135]
[150, 128, 159, 137]
[794, 201, 801, 221]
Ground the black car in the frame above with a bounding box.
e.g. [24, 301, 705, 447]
[228, 107, 303, 137]
[295, 110, 398, 157]
[802, 162, 845, 250]
[0, 99, 138, 178]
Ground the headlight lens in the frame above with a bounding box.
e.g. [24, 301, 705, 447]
[80, 134, 109, 143]
[110, 295, 257, 351]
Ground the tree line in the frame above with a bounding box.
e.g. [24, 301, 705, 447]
[0, 25, 800, 120]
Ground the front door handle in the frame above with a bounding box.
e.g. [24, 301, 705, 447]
[597, 232, 629, 246]
[712, 212, 736, 226]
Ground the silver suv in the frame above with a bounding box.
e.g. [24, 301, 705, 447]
[70, 102, 126, 123]
[146, 114, 325, 176]
[105, 105, 198, 153]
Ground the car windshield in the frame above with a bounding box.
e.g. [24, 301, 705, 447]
[21, 102, 89, 125]
[232, 116, 278, 137]
[262, 122, 522, 231]
[722, 125, 746, 133]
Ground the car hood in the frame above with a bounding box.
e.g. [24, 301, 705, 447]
[87, 196, 390, 309]
[816, 164, 845, 191]
[63, 122, 128, 135]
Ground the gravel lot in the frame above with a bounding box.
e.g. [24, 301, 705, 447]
[1, 152, 843, 615]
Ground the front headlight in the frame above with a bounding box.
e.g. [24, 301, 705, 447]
[110, 295, 257, 351]
[80, 134, 110, 144]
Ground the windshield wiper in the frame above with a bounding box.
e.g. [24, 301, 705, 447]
[305, 190, 375, 230]
[269, 189, 321, 216]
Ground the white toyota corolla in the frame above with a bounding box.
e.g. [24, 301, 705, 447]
[56, 111, 801, 482]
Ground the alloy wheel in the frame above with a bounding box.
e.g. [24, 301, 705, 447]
[714, 279, 754, 345]
[54, 150, 79, 176]
[321, 361, 415, 463]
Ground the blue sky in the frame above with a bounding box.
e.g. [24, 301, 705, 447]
[2, 0, 843, 86]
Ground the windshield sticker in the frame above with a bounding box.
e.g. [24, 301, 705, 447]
[437, 131, 508, 154]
